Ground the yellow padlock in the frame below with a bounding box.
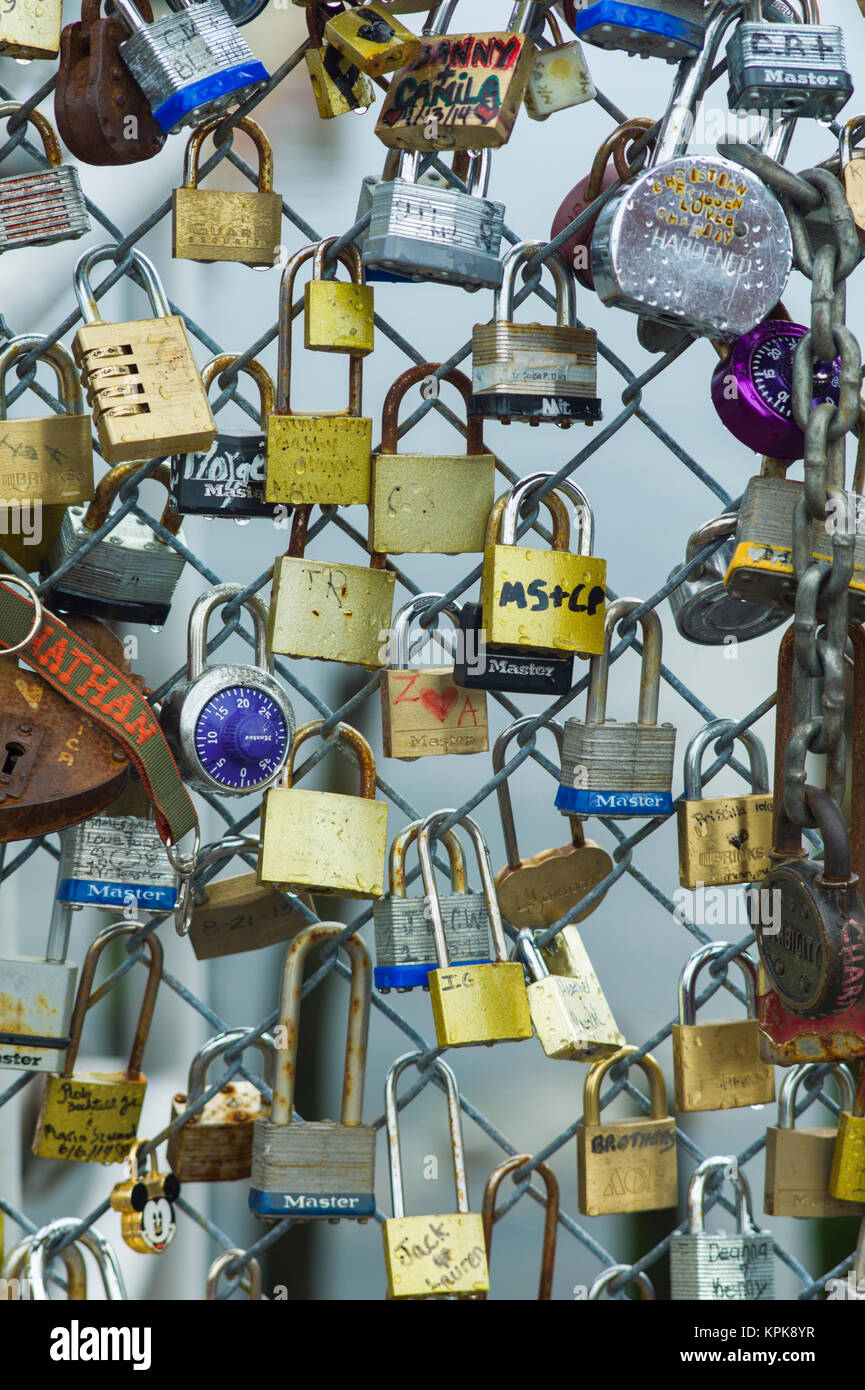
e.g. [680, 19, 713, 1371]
[323, 2, 420, 77]
[172, 116, 282, 268]
[304, 238, 374, 355]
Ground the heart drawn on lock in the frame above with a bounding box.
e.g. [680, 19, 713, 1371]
[418, 685, 459, 724]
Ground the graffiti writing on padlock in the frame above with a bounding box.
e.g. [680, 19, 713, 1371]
[495, 577, 605, 614]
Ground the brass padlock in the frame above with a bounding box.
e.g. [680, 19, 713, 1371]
[370, 362, 495, 555]
[829, 1071, 865, 1204]
[381, 593, 488, 759]
[259, 720, 388, 899]
[72, 244, 216, 465]
[419, 809, 533, 1048]
[765, 1063, 861, 1218]
[305, 4, 376, 117]
[677, 718, 774, 889]
[304, 238, 374, 356]
[167, 1027, 274, 1182]
[481, 1154, 559, 1300]
[672, 941, 775, 1113]
[110, 1142, 180, 1252]
[186, 835, 315, 959]
[576, 1046, 677, 1216]
[493, 716, 612, 930]
[172, 115, 282, 269]
[268, 506, 395, 668]
[524, 11, 595, 121]
[33, 922, 163, 1164]
[324, 2, 420, 76]
[518, 928, 624, 1062]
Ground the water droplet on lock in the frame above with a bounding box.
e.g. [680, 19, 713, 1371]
[149, 624, 162, 634]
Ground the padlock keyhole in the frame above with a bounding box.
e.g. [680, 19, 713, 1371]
[2, 742, 25, 776]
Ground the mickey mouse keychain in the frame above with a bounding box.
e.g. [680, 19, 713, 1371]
[110, 1141, 181, 1254]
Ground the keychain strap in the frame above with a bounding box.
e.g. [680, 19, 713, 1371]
[0, 577, 198, 848]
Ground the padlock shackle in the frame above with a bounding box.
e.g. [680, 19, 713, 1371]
[283, 719, 378, 800]
[186, 582, 272, 683]
[777, 1061, 855, 1129]
[500, 472, 594, 556]
[286, 503, 311, 559]
[270, 924, 371, 1127]
[585, 598, 663, 727]
[181, 115, 274, 195]
[588, 1263, 654, 1301]
[495, 239, 575, 329]
[4, 1228, 87, 1300]
[652, 0, 751, 168]
[417, 810, 506, 968]
[0, 335, 84, 418]
[311, 236, 365, 286]
[677, 940, 759, 1027]
[841, 115, 865, 171]
[683, 513, 738, 567]
[687, 1156, 758, 1236]
[184, 1026, 276, 1103]
[517, 927, 549, 982]
[379, 362, 484, 456]
[28, 1218, 128, 1301]
[582, 1045, 669, 1128]
[485, 479, 571, 554]
[191, 834, 260, 905]
[493, 716, 584, 868]
[584, 118, 656, 205]
[395, 147, 491, 198]
[422, 0, 457, 35]
[205, 1248, 262, 1301]
[275, 241, 363, 417]
[0, 102, 62, 168]
[389, 817, 467, 897]
[81, 461, 182, 538]
[390, 591, 461, 669]
[73, 243, 172, 325]
[481, 1152, 558, 1301]
[384, 1049, 468, 1221]
[200, 354, 275, 423]
[124, 1138, 158, 1184]
[683, 717, 769, 801]
[63, 922, 163, 1081]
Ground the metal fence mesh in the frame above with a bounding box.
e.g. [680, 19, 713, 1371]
[0, 9, 857, 1301]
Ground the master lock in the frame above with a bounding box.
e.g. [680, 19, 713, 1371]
[0, 891, 77, 1073]
[172, 115, 282, 268]
[726, 0, 852, 120]
[57, 810, 178, 912]
[672, 941, 775, 1112]
[765, 1062, 860, 1218]
[159, 583, 294, 796]
[0, 104, 90, 253]
[667, 510, 789, 645]
[670, 1157, 774, 1300]
[677, 718, 773, 889]
[559, 0, 709, 61]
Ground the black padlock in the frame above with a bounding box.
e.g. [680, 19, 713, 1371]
[452, 602, 575, 697]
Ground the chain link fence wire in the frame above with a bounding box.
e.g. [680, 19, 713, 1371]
[0, 0, 861, 1302]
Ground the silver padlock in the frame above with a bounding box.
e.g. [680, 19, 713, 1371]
[373, 819, 491, 993]
[556, 599, 676, 818]
[470, 240, 601, 427]
[590, 0, 792, 337]
[667, 511, 788, 644]
[356, 151, 465, 284]
[557, 0, 710, 62]
[159, 583, 294, 796]
[362, 149, 505, 290]
[57, 813, 178, 913]
[114, 0, 269, 135]
[670, 1156, 774, 1300]
[524, 12, 595, 121]
[726, 0, 852, 120]
[0, 893, 77, 1073]
[517, 928, 624, 1061]
[0, 104, 89, 253]
[43, 463, 186, 627]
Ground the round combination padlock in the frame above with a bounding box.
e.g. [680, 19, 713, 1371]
[159, 583, 294, 795]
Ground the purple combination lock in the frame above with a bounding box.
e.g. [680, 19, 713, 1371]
[711, 320, 840, 460]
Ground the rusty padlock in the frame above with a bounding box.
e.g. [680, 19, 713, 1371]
[550, 118, 654, 289]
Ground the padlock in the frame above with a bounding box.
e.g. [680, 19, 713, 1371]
[267, 506, 395, 668]
[482, 473, 607, 655]
[419, 809, 533, 1048]
[370, 364, 495, 555]
[667, 509, 789, 645]
[0, 334, 94, 573]
[493, 716, 613, 930]
[169, 355, 284, 521]
[187, 836, 315, 959]
[381, 593, 489, 758]
[518, 929, 624, 1061]
[381, 1049, 489, 1298]
[304, 238, 374, 356]
[672, 941, 775, 1112]
[765, 1063, 860, 1217]
[726, 0, 852, 120]
[159, 583, 294, 796]
[54, 0, 167, 166]
[453, 602, 575, 696]
[587, 1264, 654, 1299]
[671, 1157, 774, 1300]
[249, 924, 376, 1219]
[205, 1249, 262, 1300]
[43, 462, 186, 627]
[167, 1027, 274, 1181]
[23, 1219, 128, 1301]
[110, 1143, 181, 1253]
[576, 1046, 677, 1216]
[354, 148, 463, 284]
[33, 921, 162, 1164]
[3, 1225, 88, 1300]
[259, 721, 388, 899]
[829, 1071, 865, 1203]
[373, 819, 492, 991]
[559, 0, 709, 61]
[172, 115, 282, 268]
[362, 149, 506, 290]
[677, 718, 773, 889]
[71, 244, 217, 466]
[113, 0, 269, 133]
[0, 894, 77, 1074]
[304, 3, 376, 117]
[57, 811, 178, 912]
[524, 11, 595, 121]
[470, 240, 601, 427]
[264, 243, 372, 507]
[711, 319, 840, 460]
[481, 1154, 558, 1299]
[840, 116, 865, 242]
[0, 0, 60, 56]
[556, 599, 676, 817]
[0, 104, 90, 253]
[551, 119, 655, 290]
[590, 2, 792, 336]
[324, 2, 420, 76]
